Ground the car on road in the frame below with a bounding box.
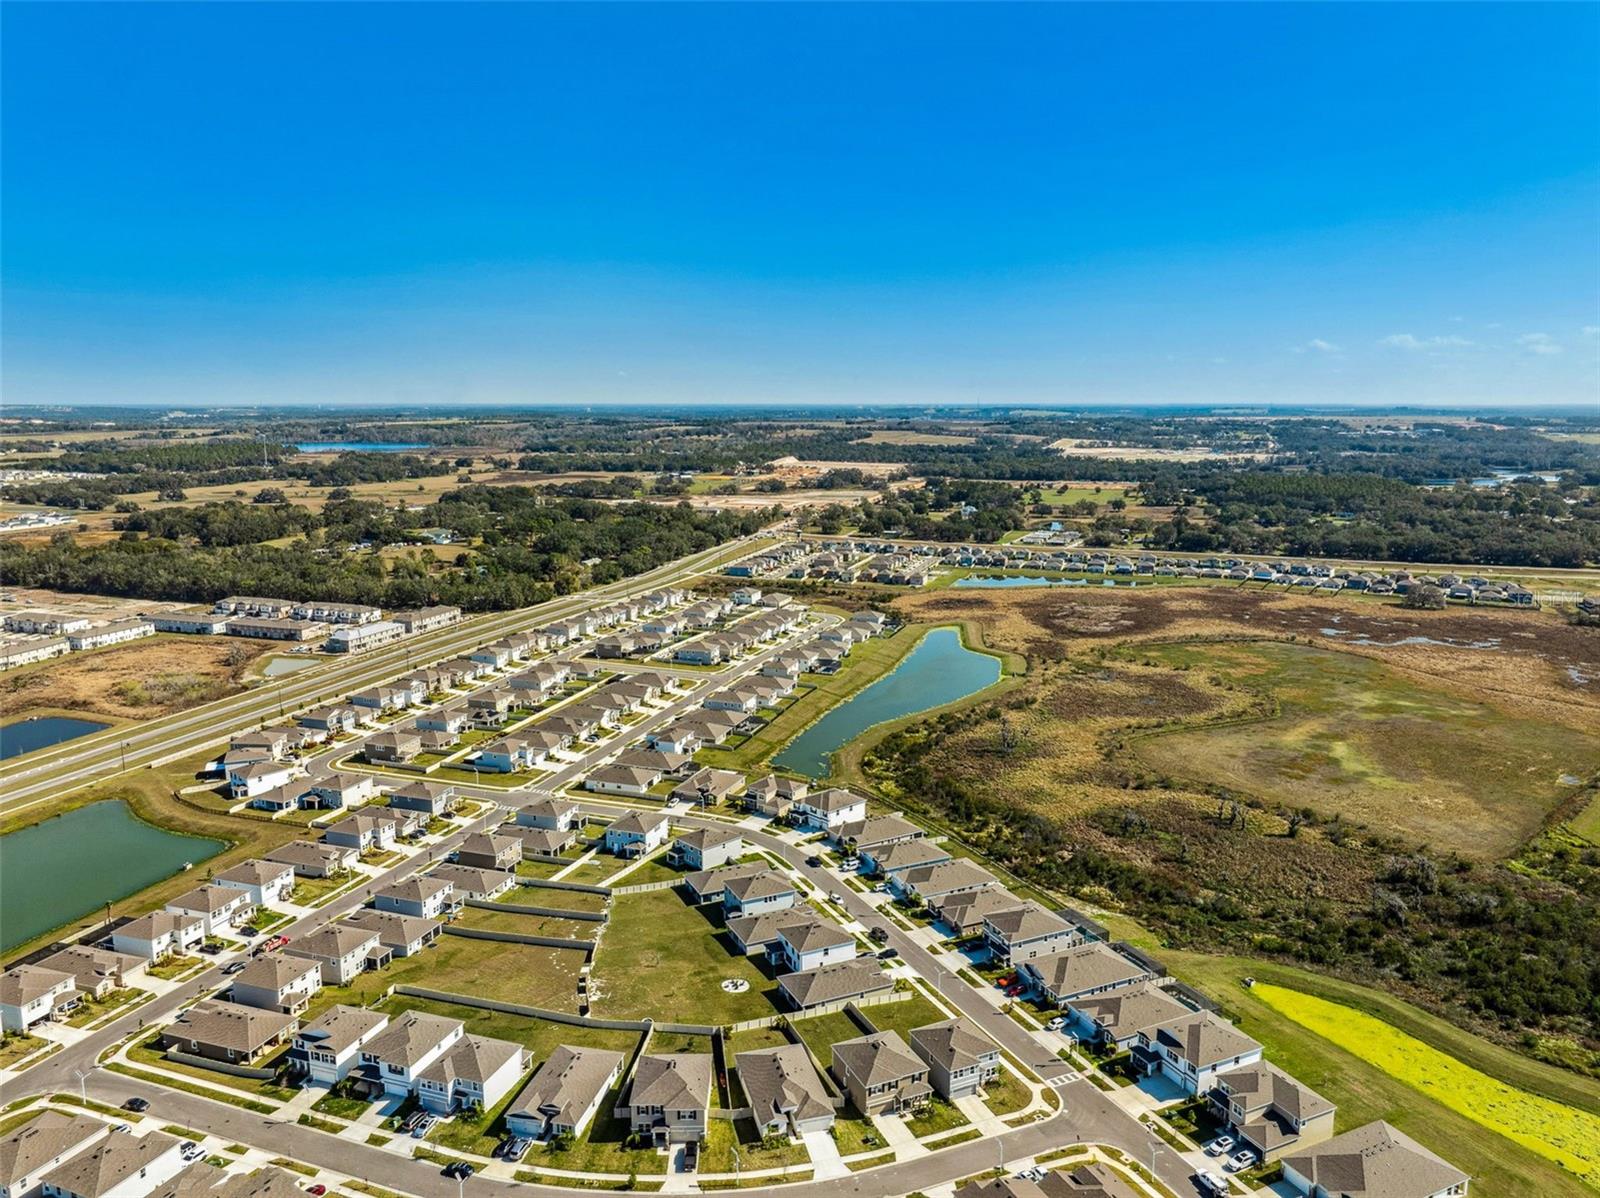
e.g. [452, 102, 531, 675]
[122, 1098, 149, 1113]
[263, 934, 290, 952]
[877, 947, 899, 960]
[806, 856, 822, 867]
[1205, 1135, 1234, 1157]
[1226, 1150, 1257, 1173]
[869, 926, 890, 943]
[222, 961, 247, 975]
[1194, 1171, 1230, 1197]
[442, 1163, 474, 1180]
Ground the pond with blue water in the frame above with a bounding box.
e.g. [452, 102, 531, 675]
[0, 800, 225, 951]
[0, 715, 110, 761]
[773, 626, 1002, 779]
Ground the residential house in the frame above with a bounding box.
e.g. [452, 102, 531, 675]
[414, 707, 471, 736]
[867, 839, 952, 879]
[908, 1018, 1000, 1100]
[229, 956, 320, 1016]
[516, 796, 580, 833]
[505, 1046, 624, 1142]
[644, 724, 700, 755]
[456, 832, 522, 871]
[322, 814, 398, 855]
[1063, 982, 1193, 1052]
[508, 825, 575, 858]
[363, 731, 422, 765]
[415, 1034, 529, 1115]
[263, 840, 357, 879]
[928, 887, 1019, 938]
[722, 871, 798, 917]
[160, 999, 297, 1065]
[0, 967, 77, 1033]
[467, 690, 516, 726]
[475, 737, 542, 774]
[428, 864, 517, 902]
[777, 958, 894, 1010]
[245, 783, 305, 815]
[36, 947, 144, 1000]
[1021, 942, 1153, 1007]
[736, 1044, 834, 1138]
[602, 811, 669, 857]
[37, 1130, 184, 1198]
[893, 860, 995, 906]
[982, 902, 1079, 965]
[374, 877, 455, 920]
[619, 1054, 712, 1146]
[1130, 1010, 1263, 1097]
[356, 1010, 465, 1100]
[1280, 1121, 1469, 1198]
[772, 920, 854, 974]
[164, 885, 253, 938]
[1210, 1061, 1336, 1163]
[839, 814, 923, 857]
[290, 1005, 391, 1086]
[0, 1111, 108, 1198]
[584, 765, 660, 798]
[670, 767, 747, 807]
[226, 759, 298, 800]
[681, 863, 769, 906]
[727, 910, 828, 957]
[667, 828, 743, 872]
[828, 1031, 932, 1116]
[286, 925, 384, 985]
[342, 910, 443, 959]
[618, 748, 693, 778]
[301, 772, 376, 810]
[791, 788, 868, 831]
[110, 912, 204, 963]
[702, 688, 760, 716]
[389, 782, 456, 817]
[744, 775, 807, 820]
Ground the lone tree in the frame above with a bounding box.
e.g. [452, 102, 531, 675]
[1401, 583, 1447, 610]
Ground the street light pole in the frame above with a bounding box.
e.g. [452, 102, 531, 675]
[74, 1068, 89, 1104]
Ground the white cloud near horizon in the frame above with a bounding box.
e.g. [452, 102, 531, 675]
[1378, 333, 1474, 350]
[1517, 332, 1562, 355]
[1295, 338, 1342, 354]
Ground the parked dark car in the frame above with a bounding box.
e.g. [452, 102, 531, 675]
[122, 1097, 150, 1113]
[877, 948, 899, 960]
[869, 926, 890, 943]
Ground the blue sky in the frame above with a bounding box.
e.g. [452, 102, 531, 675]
[4, 2, 1597, 409]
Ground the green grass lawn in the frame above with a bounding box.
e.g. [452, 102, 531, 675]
[788, 1011, 864, 1070]
[980, 1067, 1031, 1118]
[62, 987, 145, 1027]
[289, 873, 357, 906]
[726, 1026, 791, 1056]
[513, 885, 610, 913]
[146, 955, 204, 981]
[904, 1097, 967, 1138]
[555, 857, 624, 887]
[526, 1099, 669, 1175]
[846, 991, 956, 1045]
[375, 994, 641, 1064]
[454, 906, 601, 940]
[515, 858, 570, 879]
[306, 935, 588, 1017]
[1123, 640, 1600, 857]
[701, 1117, 811, 1173]
[829, 1111, 887, 1156]
[589, 888, 780, 1024]
[608, 853, 684, 887]
[1166, 951, 1599, 1198]
[311, 1091, 371, 1120]
[0, 1034, 50, 1070]
[126, 1034, 298, 1101]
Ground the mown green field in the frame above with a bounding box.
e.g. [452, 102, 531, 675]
[1123, 640, 1598, 856]
[1252, 982, 1600, 1188]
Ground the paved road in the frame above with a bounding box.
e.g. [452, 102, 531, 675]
[0, 535, 769, 818]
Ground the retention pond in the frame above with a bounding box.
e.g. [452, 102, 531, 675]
[773, 626, 1001, 779]
[0, 800, 224, 952]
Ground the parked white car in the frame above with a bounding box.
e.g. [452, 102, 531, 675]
[1045, 1015, 1068, 1031]
[1226, 1150, 1257, 1172]
[1206, 1135, 1234, 1157]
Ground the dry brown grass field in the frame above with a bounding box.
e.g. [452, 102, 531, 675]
[1, 634, 273, 721]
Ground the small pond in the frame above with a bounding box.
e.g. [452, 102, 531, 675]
[0, 715, 110, 762]
[259, 655, 324, 677]
[773, 626, 1001, 779]
[0, 800, 225, 951]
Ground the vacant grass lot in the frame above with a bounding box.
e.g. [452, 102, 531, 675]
[453, 906, 601, 940]
[589, 888, 778, 1024]
[1252, 983, 1600, 1187]
[1124, 640, 1600, 856]
[307, 935, 587, 1016]
[1164, 951, 1598, 1198]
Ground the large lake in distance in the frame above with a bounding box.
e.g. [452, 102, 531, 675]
[0, 715, 110, 761]
[773, 626, 1001, 779]
[0, 801, 224, 952]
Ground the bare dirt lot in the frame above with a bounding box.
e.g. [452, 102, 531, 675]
[1, 634, 273, 721]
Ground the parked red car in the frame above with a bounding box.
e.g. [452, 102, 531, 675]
[263, 935, 290, 952]
[995, 974, 1016, 990]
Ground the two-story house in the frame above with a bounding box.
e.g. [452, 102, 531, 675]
[1130, 1010, 1263, 1097]
[981, 902, 1079, 965]
[619, 1054, 712, 1146]
[230, 955, 321, 1016]
[506, 1045, 624, 1142]
[286, 926, 383, 985]
[291, 1004, 390, 1086]
[907, 1018, 1000, 1100]
[1209, 1061, 1335, 1163]
[735, 1044, 834, 1138]
[828, 1031, 931, 1117]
